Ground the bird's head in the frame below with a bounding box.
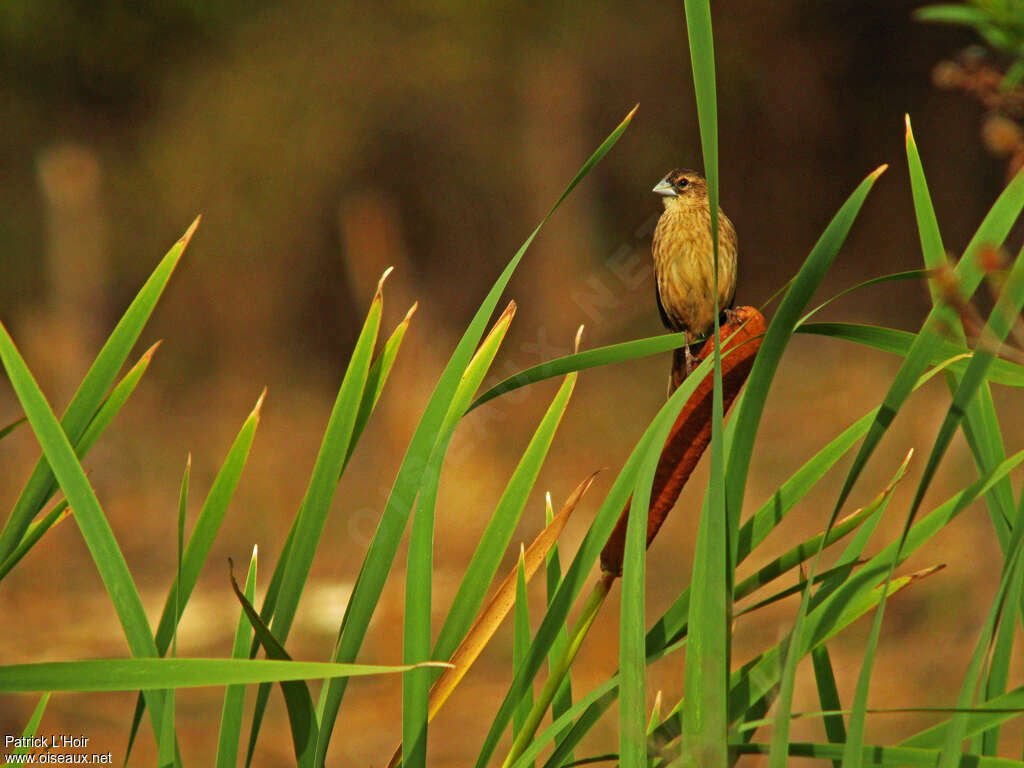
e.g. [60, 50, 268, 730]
[652, 169, 707, 208]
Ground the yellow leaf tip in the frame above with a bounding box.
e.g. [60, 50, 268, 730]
[870, 164, 889, 179]
[252, 543, 258, 558]
[403, 301, 419, 323]
[180, 215, 202, 247]
[254, 386, 268, 415]
[377, 266, 395, 295]
[626, 103, 639, 120]
[574, 324, 585, 353]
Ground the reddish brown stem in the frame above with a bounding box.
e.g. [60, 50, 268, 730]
[600, 306, 765, 576]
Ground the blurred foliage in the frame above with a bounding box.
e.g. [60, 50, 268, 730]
[918, 1, 1024, 81]
[0, 0, 272, 107]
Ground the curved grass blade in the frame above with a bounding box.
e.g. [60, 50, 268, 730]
[734, 740, 1022, 766]
[0, 657, 438, 692]
[797, 323, 1024, 387]
[906, 114, 1018, 558]
[811, 644, 846, 767]
[317, 105, 637, 767]
[433, 371, 577, 664]
[0, 500, 69, 581]
[1, 341, 158, 585]
[12, 693, 50, 756]
[512, 548, 534, 761]
[0, 321, 171, 745]
[124, 390, 265, 762]
[258, 304, 417, 652]
[403, 303, 516, 768]
[243, 275, 385, 764]
[216, 545, 258, 768]
[229, 561, 319, 767]
[545, 493, 574, 754]
[903, 685, 1024, 748]
[771, 164, 1024, 768]
[344, 301, 417, 470]
[470, 333, 685, 411]
[0, 219, 198, 563]
[541, 362, 951, 763]
[846, 242, 1024, 768]
[384, 477, 594, 768]
[471, 269, 931, 412]
[481, 347, 721, 768]
[798, 270, 934, 326]
[0, 416, 26, 442]
[726, 165, 886, 564]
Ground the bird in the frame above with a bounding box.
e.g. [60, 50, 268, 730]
[651, 169, 738, 386]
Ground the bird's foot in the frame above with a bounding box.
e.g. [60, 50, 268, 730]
[684, 345, 696, 376]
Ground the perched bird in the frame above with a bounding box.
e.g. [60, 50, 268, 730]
[651, 169, 738, 383]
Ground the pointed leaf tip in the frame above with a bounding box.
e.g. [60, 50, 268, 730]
[870, 164, 889, 180]
[180, 216, 201, 247]
[498, 300, 517, 324]
[574, 325, 585, 353]
[403, 301, 419, 323]
[253, 386, 267, 416]
[626, 104, 639, 120]
[252, 544, 258, 558]
[376, 266, 395, 295]
[141, 340, 163, 361]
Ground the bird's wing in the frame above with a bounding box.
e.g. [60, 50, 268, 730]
[654, 279, 673, 330]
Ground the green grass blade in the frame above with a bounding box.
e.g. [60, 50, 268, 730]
[513, 549, 534, 761]
[471, 269, 930, 413]
[0, 501, 68, 581]
[903, 685, 1024, 748]
[906, 114, 1017, 555]
[77, 341, 160, 456]
[12, 693, 50, 756]
[545, 495, 574, 754]
[726, 165, 886, 564]
[0, 416, 26, 442]
[344, 301, 417, 470]
[0, 658, 437, 692]
[0, 342, 157, 585]
[619, 422, 657, 768]
[772, 164, 1024, 767]
[679, 1, 730, 759]
[156, 457, 190, 768]
[798, 270, 934, 326]
[317, 106, 636, 767]
[242, 279, 383, 763]
[0, 321, 171, 744]
[479, 348, 717, 768]
[735, 739, 1024, 766]
[155, 392, 264, 654]
[0, 219, 198, 563]
[470, 332, 685, 411]
[811, 644, 846, 767]
[123, 390, 264, 762]
[230, 561, 318, 767]
[433, 372, 576, 664]
[402, 303, 515, 768]
[216, 546, 259, 768]
[797, 323, 1024, 388]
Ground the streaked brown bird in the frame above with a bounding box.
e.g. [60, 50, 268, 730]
[652, 169, 738, 383]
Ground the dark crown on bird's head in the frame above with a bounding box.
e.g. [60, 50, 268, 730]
[653, 169, 706, 199]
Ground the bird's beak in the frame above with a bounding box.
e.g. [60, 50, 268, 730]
[652, 177, 677, 197]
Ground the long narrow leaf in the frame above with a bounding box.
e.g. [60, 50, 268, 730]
[0, 220, 198, 562]
[318, 106, 637, 767]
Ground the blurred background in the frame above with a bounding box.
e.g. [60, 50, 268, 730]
[2, 0, 1024, 764]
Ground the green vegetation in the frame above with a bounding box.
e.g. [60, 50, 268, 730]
[5, 2, 1024, 767]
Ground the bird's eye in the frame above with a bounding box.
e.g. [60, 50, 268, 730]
[676, 178, 689, 189]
